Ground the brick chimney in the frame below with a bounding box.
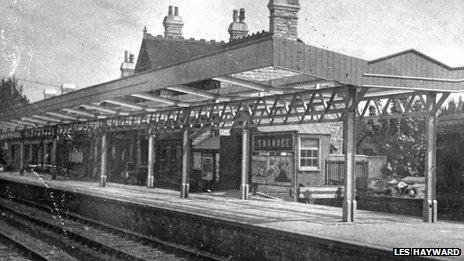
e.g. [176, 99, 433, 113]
[163, 6, 184, 38]
[120, 50, 135, 78]
[268, 0, 300, 41]
[228, 8, 249, 41]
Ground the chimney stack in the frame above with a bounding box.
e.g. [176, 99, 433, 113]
[163, 6, 184, 38]
[120, 50, 135, 78]
[228, 8, 249, 41]
[268, 0, 300, 41]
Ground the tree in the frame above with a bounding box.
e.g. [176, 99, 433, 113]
[439, 97, 464, 116]
[358, 98, 425, 179]
[0, 77, 29, 114]
[0, 77, 29, 166]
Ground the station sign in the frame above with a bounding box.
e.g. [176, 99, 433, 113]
[252, 132, 294, 152]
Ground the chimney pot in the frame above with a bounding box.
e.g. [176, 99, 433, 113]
[124, 50, 129, 62]
[233, 9, 239, 22]
[174, 6, 179, 16]
[168, 6, 173, 16]
[239, 8, 245, 23]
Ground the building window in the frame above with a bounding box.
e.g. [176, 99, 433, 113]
[299, 137, 320, 171]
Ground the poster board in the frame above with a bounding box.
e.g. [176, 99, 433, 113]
[193, 152, 202, 170]
[201, 156, 214, 180]
[69, 151, 84, 163]
[251, 155, 293, 185]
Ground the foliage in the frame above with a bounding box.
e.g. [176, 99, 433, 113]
[439, 97, 464, 116]
[0, 77, 29, 114]
[358, 98, 425, 179]
[0, 77, 29, 165]
[436, 98, 464, 199]
[436, 133, 464, 191]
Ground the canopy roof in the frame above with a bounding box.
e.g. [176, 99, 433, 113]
[0, 33, 459, 139]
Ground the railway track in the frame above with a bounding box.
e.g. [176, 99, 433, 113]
[0, 232, 45, 261]
[0, 196, 223, 261]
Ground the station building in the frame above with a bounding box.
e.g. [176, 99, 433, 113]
[6, 3, 348, 199]
[1, 0, 461, 223]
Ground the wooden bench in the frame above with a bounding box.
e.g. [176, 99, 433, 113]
[299, 186, 344, 204]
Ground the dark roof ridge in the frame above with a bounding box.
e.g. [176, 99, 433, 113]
[226, 30, 272, 46]
[143, 33, 225, 45]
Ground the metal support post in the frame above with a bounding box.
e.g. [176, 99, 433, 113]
[147, 130, 155, 188]
[43, 142, 48, 166]
[181, 129, 190, 198]
[19, 140, 25, 175]
[100, 133, 108, 187]
[37, 142, 42, 167]
[241, 128, 250, 200]
[136, 131, 142, 173]
[423, 92, 437, 223]
[343, 86, 357, 222]
[92, 137, 99, 178]
[51, 137, 58, 179]
[293, 133, 299, 202]
[5, 142, 11, 167]
[28, 141, 32, 165]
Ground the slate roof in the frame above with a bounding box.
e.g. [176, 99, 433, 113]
[135, 34, 226, 73]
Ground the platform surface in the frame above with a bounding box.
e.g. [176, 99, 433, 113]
[1, 171, 463, 260]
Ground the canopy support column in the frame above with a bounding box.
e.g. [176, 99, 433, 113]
[181, 129, 190, 198]
[100, 133, 108, 187]
[19, 140, 25, 175]
[343, 86, 357, 222]
[28, 141, 32, 166]
[423, 92, 437, 223]
[92, 136, 99, 179]
[51, 136, 58, 180]
[4, 142, 11, 168]
[136, 131, 142, 177]
[43, 142, 48, 166]
[147, 130, 155, 188]
[241, 128, 250, 200]
[37, 141, 43, 167]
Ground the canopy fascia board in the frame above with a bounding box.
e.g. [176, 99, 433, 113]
[273, 39, 464, 92]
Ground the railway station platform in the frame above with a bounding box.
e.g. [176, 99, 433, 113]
[0, 171, 463, 260]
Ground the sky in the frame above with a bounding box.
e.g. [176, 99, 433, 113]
[1, 0, 464, 100]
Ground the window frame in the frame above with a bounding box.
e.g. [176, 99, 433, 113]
[298, 136, 321, 171]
